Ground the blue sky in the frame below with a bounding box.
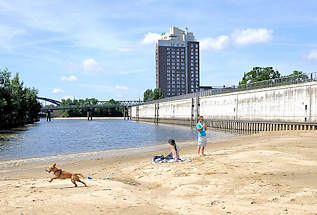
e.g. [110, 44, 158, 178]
[1, 0, 317, 101]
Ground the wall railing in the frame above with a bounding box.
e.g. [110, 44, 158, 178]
[141, 72, 317, 105]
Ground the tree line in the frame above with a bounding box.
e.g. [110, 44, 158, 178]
[239, 67, 309, 86]
[0, 68, 41, 129]
[60, 98, 124, 117]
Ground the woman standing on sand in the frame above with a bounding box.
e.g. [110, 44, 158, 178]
[196, 116, 207, 156]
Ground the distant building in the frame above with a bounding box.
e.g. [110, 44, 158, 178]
[156, 26, 199, 97]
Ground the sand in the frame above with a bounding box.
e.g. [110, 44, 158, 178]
[1, 130, 317, 215]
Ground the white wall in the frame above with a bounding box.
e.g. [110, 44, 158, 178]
[138, 103, 155, 119]
[131, 81, 317, 123]
[159, 99, 192, 119]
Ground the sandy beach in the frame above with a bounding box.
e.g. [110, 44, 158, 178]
[1, 131, 317, 215]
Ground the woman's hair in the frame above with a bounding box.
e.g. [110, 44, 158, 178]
[168, 139, 177, 152]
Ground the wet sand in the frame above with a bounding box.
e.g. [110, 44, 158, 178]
[1, 131, 317, 214]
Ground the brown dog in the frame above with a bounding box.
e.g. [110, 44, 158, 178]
[46, 163, 87, 187]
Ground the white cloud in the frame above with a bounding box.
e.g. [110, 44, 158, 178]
[308, 49, 317, 61]
[52, 88, 64, 94]
[142, 32, 161, 44]
[115, 85, 129, 90]
[61, 75, 77, 82]
[200, 35, 229, 51]
[199, 28, 273, 51]
[117, 47, 132, 53]
[231, 28, 273, 45]
[82, 58, 103, 73]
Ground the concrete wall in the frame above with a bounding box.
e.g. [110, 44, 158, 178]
[138, 103, 156, 119]
[158, 98, 192, 119]
[131, 81, 317, 124]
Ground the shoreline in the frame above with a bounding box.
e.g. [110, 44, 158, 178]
[0, 139, 195, 172]
[0, 123, 242, 163]
[2, 131, 317, 214]
[0, 134, 240, 172]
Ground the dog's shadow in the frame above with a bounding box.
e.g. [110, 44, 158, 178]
[50, 186, 88, 190]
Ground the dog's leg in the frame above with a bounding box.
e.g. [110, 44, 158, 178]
[71, 179, 78, 187]
[78, 179, 87, 187]
[49, 177, 58, 183]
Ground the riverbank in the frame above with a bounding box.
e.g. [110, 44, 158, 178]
[1, 131, 317, 214]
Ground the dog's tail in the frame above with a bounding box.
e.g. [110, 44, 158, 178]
[75, 173, 85, 179]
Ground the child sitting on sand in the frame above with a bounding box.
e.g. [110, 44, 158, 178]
[153, 139, 189, 164]
[167, 139, 180, 161]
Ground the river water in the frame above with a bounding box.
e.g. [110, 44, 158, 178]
[0, 119, 238, 161]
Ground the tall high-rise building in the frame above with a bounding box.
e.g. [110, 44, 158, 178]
[156, 26, 199, 97]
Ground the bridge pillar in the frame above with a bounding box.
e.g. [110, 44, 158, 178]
[127, 107, 130, 120]
[123, 107, 129, 120]
[87, 110, 93, 120]
[46, 111, 51, 122]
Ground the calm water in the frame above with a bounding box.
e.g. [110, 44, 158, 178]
[0, 119, 237, 161]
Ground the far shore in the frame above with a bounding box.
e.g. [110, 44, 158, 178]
[1, 131, 317, 214]
[51, 117, 124, 120]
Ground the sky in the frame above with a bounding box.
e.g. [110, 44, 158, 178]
[1, 0, 317, 101]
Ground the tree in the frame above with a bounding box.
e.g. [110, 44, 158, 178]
[143, 89, 153, 102]
[287, 70, 309, 82]
[143, 88, 164, 102]
[0, 68, 41, 129]
[239, 67, 281, 86]
[153, 88, 164, 100]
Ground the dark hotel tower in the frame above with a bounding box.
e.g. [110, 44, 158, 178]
[156, 27, 200, 97]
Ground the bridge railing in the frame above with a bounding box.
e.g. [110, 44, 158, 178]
[41, 101, 144, 111]
[141, 72, 317, 105]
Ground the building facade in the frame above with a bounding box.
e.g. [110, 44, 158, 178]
[156, 27, 199, 97]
